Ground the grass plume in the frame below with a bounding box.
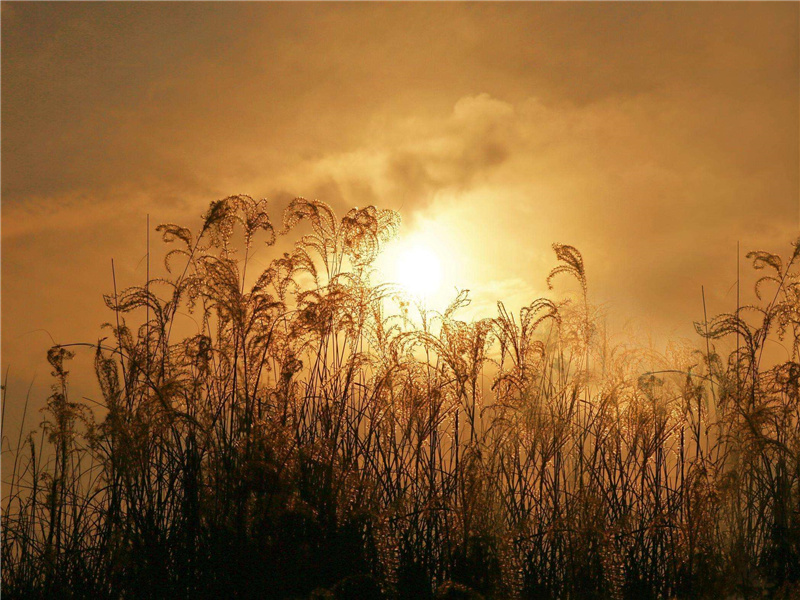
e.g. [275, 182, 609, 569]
[2, 196, 799, 599]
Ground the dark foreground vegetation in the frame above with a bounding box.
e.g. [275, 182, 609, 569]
[3, 196, 800, 599]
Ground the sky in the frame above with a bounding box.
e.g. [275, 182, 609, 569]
[1, 2, 798, 428]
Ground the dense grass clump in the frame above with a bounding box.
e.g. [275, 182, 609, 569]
[3, 196, 800, 599]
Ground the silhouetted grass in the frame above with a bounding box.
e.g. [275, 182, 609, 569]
[2, 196, 799, 599]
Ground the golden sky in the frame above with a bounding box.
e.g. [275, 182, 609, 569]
[2, 2, 798, 409]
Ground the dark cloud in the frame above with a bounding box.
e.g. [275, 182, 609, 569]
[385, 98, 513, 200]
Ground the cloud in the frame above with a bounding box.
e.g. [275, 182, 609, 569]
[1, 2, 796, 419]
[268, 88, 796, 340]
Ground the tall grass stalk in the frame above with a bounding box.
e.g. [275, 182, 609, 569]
[2, 196, 799, 599]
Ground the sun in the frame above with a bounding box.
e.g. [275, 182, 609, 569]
[394, 244, 443, 299]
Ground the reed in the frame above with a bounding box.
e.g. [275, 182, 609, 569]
[2, 196, 798, 599]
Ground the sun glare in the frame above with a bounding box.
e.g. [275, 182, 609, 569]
[395, 245, 443, 299]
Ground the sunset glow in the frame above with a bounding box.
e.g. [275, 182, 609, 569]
[2, 3, 798, 598]
[394, 244, 443, 299]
